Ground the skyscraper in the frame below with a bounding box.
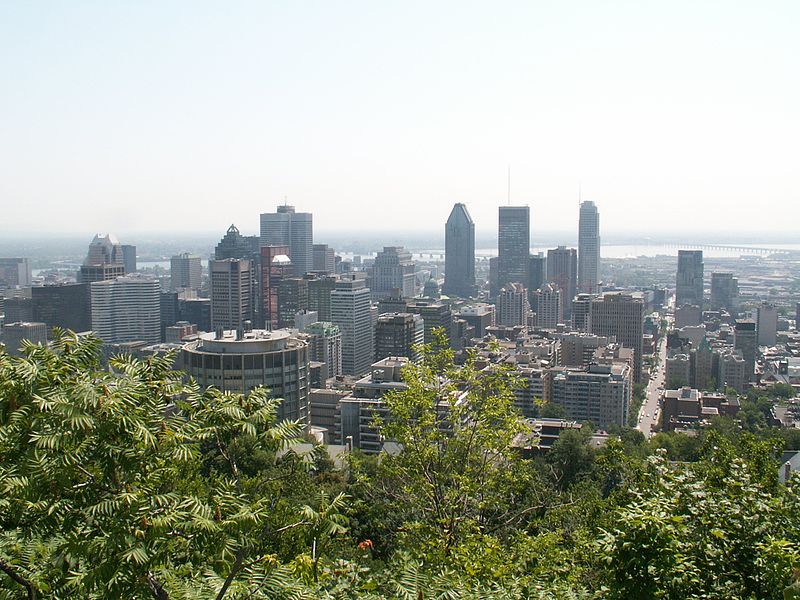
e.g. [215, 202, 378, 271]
[312, 244, 336, 274]
[547, 246, 577, 320]
[78, 234, 125, 283]
[0, 258, 32, 288]
[260, 246, 292, 330]
[330, 275, 374, 376]
[577, 200, 600, 294]
[260, 205, 313, 276]
[371, 246, 416, 299]
[90, 276, 161, 344]
[757, 302, 778, 347]
[710, 272, 739, 313]
[216, 224, 262, 325]
[31, 283, 91, 332]
[374, 312, 424, 362]
[531, 283, 562, 329]
[676, 250, 704, 308]
[305, 321, 343, 380]
[121, 245, 137, 274]
[528, 253, 546, 292]
[210, 259, 254, 331]
[277, 277, 309, 328]
[443, 203, 476, 298]
[734, 320, 757, 382]
[170, 253, 203, 291]
[497, 283, 530, 327]
[497, 206, 530, 293]
[590, 292, 644, 383]
[308, 275, 338, 322]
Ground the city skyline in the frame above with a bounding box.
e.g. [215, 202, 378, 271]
[2, 2, 798, 235]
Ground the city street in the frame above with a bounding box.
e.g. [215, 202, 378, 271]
[637, 331, 668, 437]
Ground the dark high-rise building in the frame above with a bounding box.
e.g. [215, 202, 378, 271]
[590, 292, 644, 383]
[734, 319, 757, 382]
[375, 312, 424, 362]
[709, 272, 738, 314]
[312, 244, 336, 274]
[572, 293, 593, 333]
[405, 299, 453, 345]
[278, 277, 309, 328]
[443, 203, 476, 298]
[497, 206, 530, 293]
[210, 259, 254, 331]
[121, 245, 137, 274]
[3, 297, 33, 323]
[2, 322, 48, 356]
[160, 291, 180, 340]
[528, 253, 546, 292]
[676, 250, 704, 308]
[308, 275, 337, 322]
[179, 298, 211, 332]
[216, 225, 262, 325]
[260, 246, 292, 330]
[260, 205, 313, 276]
[577, 200, 600, 294]
[547, 246, 577, 320]
[78, 234, 125, 283]
[170, 253, 202, 291]
[31, 284, 91, 332]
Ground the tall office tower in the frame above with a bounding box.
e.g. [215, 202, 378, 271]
[170, 253, 202, 291]
[528, 253, 546, 292]
[489, 257, 499, 298]
[78, 234, 126, 283]
[179, 297, 212, 332]
[546, 246, 578, 320]
[443, 203, 476, 298]
[312, 244, 336, 274]
[405, 299, 453, 345]
[215, 224, 260, 260]
[277, 277, 309, 328]
[182, 329, 310, 423]
[0, 258, 32, 288]
[31, 283, 91, 332]
[305, 321, 343, 380]
[210, 259, 253, 331]
[90, 276, 161, 344]
[734, 320, 757, 381]
[161, 291, 180, 339]
[260, 246, 292, 330]
[531, 283, 562, 329]
[577, 200, 600, 294]
[374, 312, 424, 362]
[371, 246, 416, 300]
[1, 322, 48, 356]
[757, 302, 778, 347]
[572, 293, 593, 332]
[121, 245, 137, 274]
[497, 283, 530, 327]
[676, 250, 704, 308]
[590, 292, 644, 383]
[308, 275, 337, 322]
[497, 206, 530, 292]
[331, 275, 374, 376]
[710, 272, 739, 313]
[260, 205, 313, 275]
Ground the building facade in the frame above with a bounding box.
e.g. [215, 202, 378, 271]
[577, 200, 600, 294]
[90, 276, 161, 344]
[210, 259, 254, 331]
[260, 205, 313, 276]
[497, 206, 530, 294]
[443, 203, 476, 298]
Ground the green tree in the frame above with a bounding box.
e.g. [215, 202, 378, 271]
[299, 490, 349, 583]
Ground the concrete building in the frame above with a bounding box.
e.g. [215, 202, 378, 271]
[78, 234, 126, 283]
[558, 333, 611, 367]
[572, 294, 593, 332]
[457, 303, 495, 338]
[182, 328, 309, 423]
[734, 319, 757, 382]
[170, 253, 202, 291]
[531, 283, 562, 329]
[215, 225, 262, 325]
[305, 321, 342, 381]
[547, 246, 577, 320]
[549, 363, 632, 428]
[716, 350, 746, 393]
[443, 203, 476, 298]
[497, 206, 530, 294]
[260, 205, 313, 275]
[666, 353, 691, 388]
[662, 387, 739, 432]
[121, 245, 137, 274]
[210, 259, 253, 332]
[308, 275, 337, 322]
[1, 322, 48, 356]
[260, 246, 292, 330]
[497, 283, 530, 327]
[31, 283, 91, 332]
[371, 246, 416, 300]
[590, 292, 644, 382]
[528, 253, 546, 295]
[375, 312, 424, 362]
[675, 303, 702, 328]
[757, 302, 778, 347]
[577, 200, 600, 294]
[331, 275, 374, 376]
[710, 272, 739, 313]
[90, 276, 161, 344]
[405, 299, 453, 345]
[312, 244, 336, 274]
[0, 258, 32, 288]
[277, 277, 309, 328]
[676, 250, 704, 308]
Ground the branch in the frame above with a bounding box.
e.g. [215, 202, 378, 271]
[215, 548, 245, 600]
[146, 571, 169, 599]
[0, 557, 37, 600]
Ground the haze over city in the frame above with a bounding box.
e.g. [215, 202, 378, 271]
[2, 1, 799, 236]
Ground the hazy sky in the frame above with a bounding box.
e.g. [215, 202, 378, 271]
[1, 1, 798, 237]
